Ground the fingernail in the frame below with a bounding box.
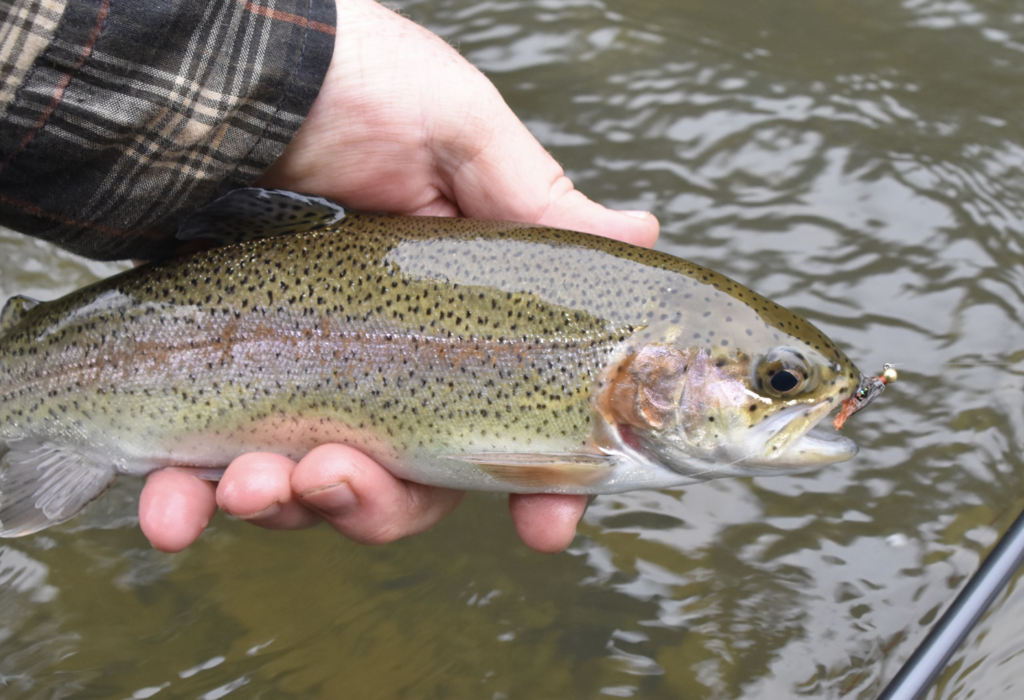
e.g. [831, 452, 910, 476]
[298, 481, 358, 515]
[236, 502, 281, 521]
[620, 210, 651, 220]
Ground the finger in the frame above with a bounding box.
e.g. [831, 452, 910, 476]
[216, 453, 321, 530]
[438, 96, 660, 248]
[533, 182, 659, 250]
[410, 197, 462, 218]
[138, 469, 218, 553]
[291, 444, 465, 545]
[508, 493, 588, 553]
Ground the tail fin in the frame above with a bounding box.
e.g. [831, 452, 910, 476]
[0, 440, 117, 537]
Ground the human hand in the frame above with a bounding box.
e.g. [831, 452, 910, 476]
[138, 0, 659, 554]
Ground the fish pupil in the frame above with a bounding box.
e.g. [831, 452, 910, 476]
[769, 370, 800, 393]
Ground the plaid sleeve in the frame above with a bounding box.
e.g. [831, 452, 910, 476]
[0, 0, 336, 260]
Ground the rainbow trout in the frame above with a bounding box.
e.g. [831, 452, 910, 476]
[0, 189, 868, 536]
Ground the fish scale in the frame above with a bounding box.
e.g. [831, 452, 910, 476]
[0, 188, 868, 537]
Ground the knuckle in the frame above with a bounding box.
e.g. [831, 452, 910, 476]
[353, 521, 409, 546]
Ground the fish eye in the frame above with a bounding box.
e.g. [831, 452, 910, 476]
[770, 370, 801, 393]
[756, 347, 817, 398]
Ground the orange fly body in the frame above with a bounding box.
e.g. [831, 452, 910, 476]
[833, 365, 898, 430]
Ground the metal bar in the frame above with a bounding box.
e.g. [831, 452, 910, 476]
[876, 505, 1024, 700]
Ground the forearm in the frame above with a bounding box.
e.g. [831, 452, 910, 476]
[0, 0, 335, 261]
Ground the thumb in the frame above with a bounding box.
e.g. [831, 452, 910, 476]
[445, 108, 659, 248]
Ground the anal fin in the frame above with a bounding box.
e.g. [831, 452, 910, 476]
[0, 440, 117, 537]
[444, 452, 615, 489]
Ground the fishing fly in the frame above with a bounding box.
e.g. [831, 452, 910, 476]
[833, 364, 898, 430]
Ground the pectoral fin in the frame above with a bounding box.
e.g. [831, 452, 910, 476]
[0, 440, 117, 537]
[444, 452, 615, 488]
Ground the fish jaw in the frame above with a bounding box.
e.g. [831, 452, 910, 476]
[734, 399, 858, 469]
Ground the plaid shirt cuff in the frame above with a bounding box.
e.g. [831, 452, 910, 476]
[0, 0, 336, 260]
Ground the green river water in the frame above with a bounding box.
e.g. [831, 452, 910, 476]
[3, 0, 1024, 697]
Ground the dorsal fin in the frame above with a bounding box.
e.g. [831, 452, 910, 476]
[177, 188, 348, 246]
[0, 295, 41, 333]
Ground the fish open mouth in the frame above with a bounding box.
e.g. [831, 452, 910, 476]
[746, 400, 858, 467]
[781, 425, 859, 465]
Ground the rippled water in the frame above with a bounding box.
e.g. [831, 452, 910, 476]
[3, 0, 1024, 697]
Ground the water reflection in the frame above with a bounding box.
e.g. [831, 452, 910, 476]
[3, 0, 1024, 697]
